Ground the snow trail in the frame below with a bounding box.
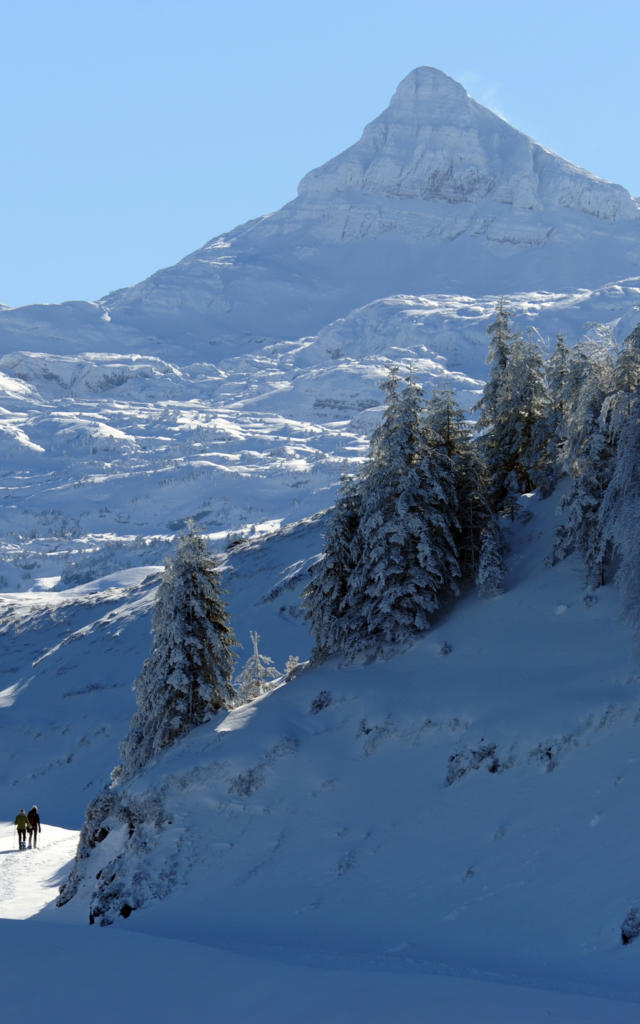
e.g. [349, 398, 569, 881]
[0, 821, 78, 919]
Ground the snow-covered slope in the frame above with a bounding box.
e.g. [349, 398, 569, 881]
[2, 282, 640, 590]
[37, 492, 640, 1010]
[0, 517, 320, 828]
[2, 67, 640, 1016]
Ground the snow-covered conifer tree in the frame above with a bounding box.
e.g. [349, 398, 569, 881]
[476, 519, 504, 597]
[425, 387, 491, 579]
[507, 330, 551, 491]
[118, 525, 237, 778]
[539, 333, 571, 495]
[476, 298, 512, 428]
[475, 305, 550, 512]
[553, 339, 616, 585]
[344, 371, 460, 658]
[611, 324, 640, 419]
[303, 472, 363, 660]
[599, 390, 640, 631]
[233, 631, 281, 703]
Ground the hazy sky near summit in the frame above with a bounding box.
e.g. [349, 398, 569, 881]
[2, 0, 639, 308]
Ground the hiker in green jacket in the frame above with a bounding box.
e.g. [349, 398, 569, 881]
[14, 809, 28, 850]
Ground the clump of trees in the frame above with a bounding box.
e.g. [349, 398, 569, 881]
[103, 304, 640, 773]
[551, 322, 640, 624]
[304, 364, 504, 662]
[305, 301, 640, 661]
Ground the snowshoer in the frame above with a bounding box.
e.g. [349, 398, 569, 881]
[27, 806, 41, 848]
[14, 809, 28, 850]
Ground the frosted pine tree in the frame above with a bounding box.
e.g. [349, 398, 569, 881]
[475, 305, 550, 512]
[611, 323, 640, 420]
[553, 339, 615, 585]
[303, 473, 363, 660]
[476, 298, 512, 429]
[506, 330, 551, 493]
[425, 387, 491, 579]
[599, 391, 640, 632]
[476, 519, 504, 597]
[344, 371, 460, 659]
[233, 631, 281, 703]
[117, 525, 237, 778]
[474, 301, 518, 513]
[539, 333, 571, 495]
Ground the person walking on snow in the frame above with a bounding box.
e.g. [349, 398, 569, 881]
[14, 809, 28, 850]
[27, 805, 41, 848]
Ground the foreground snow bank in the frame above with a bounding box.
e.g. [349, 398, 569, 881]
[1, 918, 638, 1024]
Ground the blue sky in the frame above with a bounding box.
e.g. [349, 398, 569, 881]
[2, 0, 639, 308]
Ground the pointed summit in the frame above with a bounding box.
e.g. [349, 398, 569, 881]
[299, 67, 636, 219]
[384, 66, 472, 123]
[2, 68, 640, 354]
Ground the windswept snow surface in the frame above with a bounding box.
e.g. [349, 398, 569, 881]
[1, 926, 638, 1024]
[2, 488, 640, 1018]
[2, 919, 638, 1023]
[21, 493, 635, 1019]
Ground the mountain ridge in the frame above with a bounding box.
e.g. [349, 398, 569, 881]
[2, 67, 640, 354]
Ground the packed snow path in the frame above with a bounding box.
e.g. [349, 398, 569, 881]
[0, 821, 78, 919]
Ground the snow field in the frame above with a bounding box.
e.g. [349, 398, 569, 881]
[2, 917, 638, 1024]
[38, 492, 640, 1015]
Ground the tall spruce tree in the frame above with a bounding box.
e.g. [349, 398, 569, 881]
[424, 387, 492, 579]
[553, 339, 616, 585]
[599, 389, 640, 631]
[476, 518, 505, 597]
[342, 371, 460, 658]
[302, 472, 363, 660]
[475, 305, 550, 513]
[474, 301, 519, 513]
[117, 525, 237, 778]
[539, 333, 571, 494]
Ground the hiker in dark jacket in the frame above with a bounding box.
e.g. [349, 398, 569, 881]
[14, 809, 28, 850]
[27, 806, 41, 848]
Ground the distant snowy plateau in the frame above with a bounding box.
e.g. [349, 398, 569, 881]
[3, 68, 640, 1020]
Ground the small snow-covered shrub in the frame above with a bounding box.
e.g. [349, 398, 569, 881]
[310, 690, 332, 714]
[233, 631, 280, 704]
[446, 742, 514, 785]
[621, 907, 640, 945]
[228, 766, 266, 798]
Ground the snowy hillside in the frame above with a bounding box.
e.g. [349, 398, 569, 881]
[1, 282, 640, 590]
[25, 491, 640, 1017]
[3, 65, 640, 1019]
[0, 517, 321, 827]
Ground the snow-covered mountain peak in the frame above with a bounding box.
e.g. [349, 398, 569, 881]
[298, 67, 637, 223]
[2, 68, 640, 353]
[360, 65, 472, 137]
